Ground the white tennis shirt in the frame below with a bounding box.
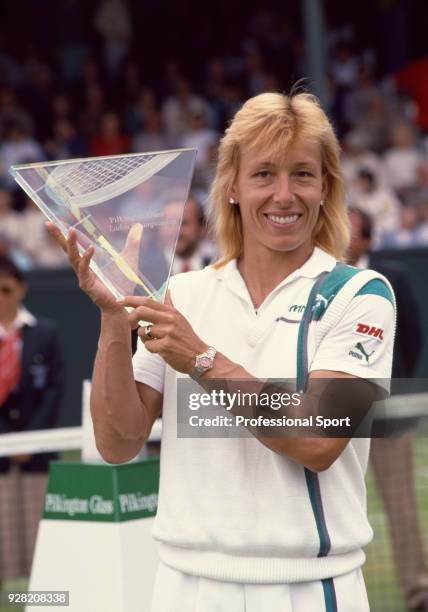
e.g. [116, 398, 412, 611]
[133, 247, 395, 583]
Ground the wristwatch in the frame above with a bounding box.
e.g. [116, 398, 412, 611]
[190, 346, 217, 379]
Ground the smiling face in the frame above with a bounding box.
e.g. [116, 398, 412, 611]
[231, 139, 327, 262]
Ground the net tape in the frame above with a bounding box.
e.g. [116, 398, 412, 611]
[0, 420, 162, 458]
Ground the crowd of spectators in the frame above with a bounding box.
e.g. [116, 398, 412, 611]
[0, 1, 427, 269]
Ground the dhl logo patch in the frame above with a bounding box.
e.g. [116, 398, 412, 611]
[355, 323, 384, 342]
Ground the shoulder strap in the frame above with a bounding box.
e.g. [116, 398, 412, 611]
[296, 263, 395, 391]
[295, 269, 330, 392]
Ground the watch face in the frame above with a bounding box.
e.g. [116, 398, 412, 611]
[199, 356, 211, 368]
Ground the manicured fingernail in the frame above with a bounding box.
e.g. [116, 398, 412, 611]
[130, 223, 142, 238]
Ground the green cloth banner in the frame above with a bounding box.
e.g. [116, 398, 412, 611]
[43, 458, 160, 522]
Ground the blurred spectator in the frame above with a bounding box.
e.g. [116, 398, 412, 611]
[353, 167, 400, 247]
[78, 83, 106, 142]
[44, 118, 86, 160]
[203, 60, 245, 131]
[2, 200, 69, 269]
[0, 254, 63, 584]
[204, 58, 226, 103]
[74, 57, 103, 94]
[350, 89, 398, 154]
[94, 0, 133, 79]
[416, 161, 428, 190]
[115, 60, 142, 109]
[0, 233, 33, 271]
[331, 44, 359, 90]
[89, 111, 130, 156]
[126, 87, 158, 136]
[160, 59, 183, 99]
[244, 46, 266, 96]
[247, 8, 277, 48]
[180, 112, 218, 171]
[383, 123, 424, 197]
[191, 142, 218, 203]
[383, 205, 419, 248]
[20, 54, 54, 140]
[54, 0, 91, 84]
[212, 82, 244, 133]
[162, 78, 211, 142]
[341, 130, 386, 193]
[0, 88, 33, 138]
[0, 189, 16, 238]
[259, 16, 295, 86]
[132, 110, 169, 153]
[0, 122, 44, 190]
[415, 190, 428, 246]
[0, 189, 69, 270]
[344, 65, 379, 130]
[330, 44, 359, 133]
[0, 190, 32, 268]
[393, 58, 428, 134]
[50, 94, 74, 126]
[161, 196, 215, 274]
[0, 41, 23, 89]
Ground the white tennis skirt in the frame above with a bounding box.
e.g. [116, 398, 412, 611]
[150, 560, 370, 612]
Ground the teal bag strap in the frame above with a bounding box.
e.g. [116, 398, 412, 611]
[296, 271, 329, 392]
[296, 262, 351, 392]
[296, 261, 376, 574]
[296, 262, 347, 566]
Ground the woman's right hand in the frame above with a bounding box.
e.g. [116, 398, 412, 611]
[46, 222, 124, 314]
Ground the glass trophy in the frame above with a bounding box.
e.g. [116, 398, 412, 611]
[10, 148, 197, 302]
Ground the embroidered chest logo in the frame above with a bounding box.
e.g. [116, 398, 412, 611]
[288, 304, 306, 313]
[355, 323, 384, 342]
[349, 342, 375, 364]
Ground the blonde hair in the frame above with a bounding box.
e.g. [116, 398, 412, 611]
[209, 92, 349, 267]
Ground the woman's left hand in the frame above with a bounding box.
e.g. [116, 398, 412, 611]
[118, 293, 209, 374]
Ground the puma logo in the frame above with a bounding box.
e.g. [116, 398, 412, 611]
[312, 293, 334, 313]
[355, 342, 375, 364]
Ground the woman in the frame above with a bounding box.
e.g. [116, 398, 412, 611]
[48, 92, 395, 611]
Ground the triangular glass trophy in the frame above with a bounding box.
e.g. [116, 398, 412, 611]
[10, 148, 197, 301]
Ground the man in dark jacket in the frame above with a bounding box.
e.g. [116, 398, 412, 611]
[0, 254, 63, 583]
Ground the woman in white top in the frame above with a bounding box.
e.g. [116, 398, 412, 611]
[48, 92, 395, 612]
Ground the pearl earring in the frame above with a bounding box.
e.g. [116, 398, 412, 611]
[320, 200, 325, 207]
[229, 197, 236, 205]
